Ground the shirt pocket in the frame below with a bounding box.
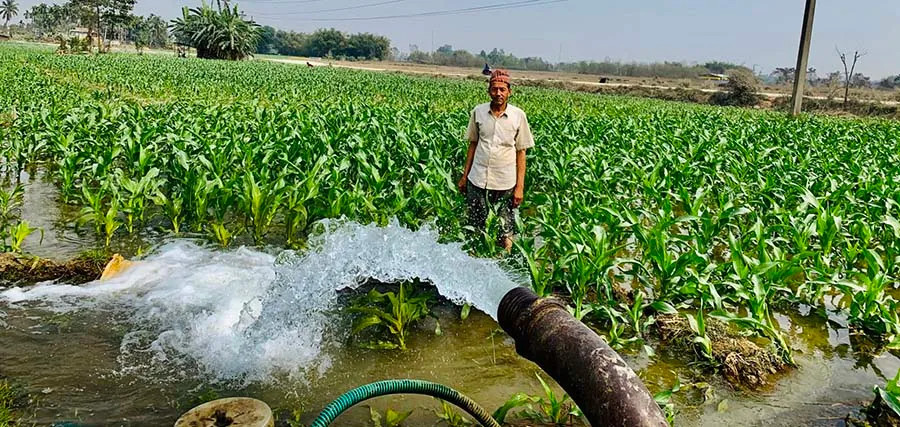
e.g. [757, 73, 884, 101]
[496, 120, 518, 147]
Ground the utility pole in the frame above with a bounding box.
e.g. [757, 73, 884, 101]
[791, 0, 816, 116]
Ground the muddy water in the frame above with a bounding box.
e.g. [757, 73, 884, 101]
[0, 306, 550, 425]
[1, 174, 898, 426]
[3, 302, 897, 426]
[677, 308, 900, 426]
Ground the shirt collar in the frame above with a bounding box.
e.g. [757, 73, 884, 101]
[486, 103, 510, 118]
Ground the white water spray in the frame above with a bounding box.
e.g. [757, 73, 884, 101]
[0, 220, 524, 383]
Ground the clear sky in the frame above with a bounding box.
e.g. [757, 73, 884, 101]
[15, 0, 900, 78]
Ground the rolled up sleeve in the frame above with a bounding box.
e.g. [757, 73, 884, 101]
[515, 114, 535, 151]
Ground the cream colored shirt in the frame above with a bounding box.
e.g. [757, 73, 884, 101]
[465, 103, 535, 190]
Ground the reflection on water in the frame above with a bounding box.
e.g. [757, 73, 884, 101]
[16, 169, 92, 260]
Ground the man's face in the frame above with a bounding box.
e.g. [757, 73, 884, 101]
[489, 82, 510, 105]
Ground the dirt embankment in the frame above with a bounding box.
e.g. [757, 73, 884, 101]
[0, 253, 109, 287]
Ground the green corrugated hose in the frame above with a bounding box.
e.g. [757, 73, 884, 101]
[310, 379, 501, 427]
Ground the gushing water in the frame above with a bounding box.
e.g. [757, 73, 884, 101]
[0, 220, 524, 384]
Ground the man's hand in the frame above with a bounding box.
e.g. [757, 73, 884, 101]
[512, 186, 524, 208]
[457, 176, 468, 194]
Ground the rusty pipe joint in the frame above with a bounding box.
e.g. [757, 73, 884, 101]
[498, 287, 668, 427]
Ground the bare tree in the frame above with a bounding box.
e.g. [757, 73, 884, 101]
[837, 47, 866, 107]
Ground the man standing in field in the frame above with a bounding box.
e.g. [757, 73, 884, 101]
[457, 69, 535, 251]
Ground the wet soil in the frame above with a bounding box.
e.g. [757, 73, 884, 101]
[656, 314, 786, 389]
[861, 393, 900, 427]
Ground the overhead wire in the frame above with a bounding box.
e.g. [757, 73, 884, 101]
[290, 0, 407, 14]
[312, 0, 567, 21]
[241, 0, 328, 4]
[244, 0, 404, 9]
[248, 0, 566, 21]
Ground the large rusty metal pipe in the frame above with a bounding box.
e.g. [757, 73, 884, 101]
[498, 287, 668, 427]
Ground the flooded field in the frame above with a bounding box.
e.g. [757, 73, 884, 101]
[0, 171, 898, 426]
[3, 45, 900, 426]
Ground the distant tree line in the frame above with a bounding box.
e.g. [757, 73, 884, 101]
[19, 4, 390, 61]
[878, 75, 900, 89]
[399, 45, 751, 79]
[13, 4, 899, 83]
[404, 45, 554, 71]
[255, 26, 391, 60]
[23, 1, 168, 50]
[22, 0, 262, 60]
[553, 60, 745, 79]
[770, 66, 899, 91]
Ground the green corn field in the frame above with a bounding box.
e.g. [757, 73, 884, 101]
[2, 43, 899, 372]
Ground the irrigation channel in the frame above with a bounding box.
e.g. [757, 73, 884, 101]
[0, 170, 896, 426]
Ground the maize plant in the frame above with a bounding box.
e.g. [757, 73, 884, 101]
[2, 43, 900, 369]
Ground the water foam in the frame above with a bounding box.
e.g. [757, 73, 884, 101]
[0, 220, 524, 383]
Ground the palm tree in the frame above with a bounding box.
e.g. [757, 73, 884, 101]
[1, 0, 18, 35]
[170, 1, 259, 60]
